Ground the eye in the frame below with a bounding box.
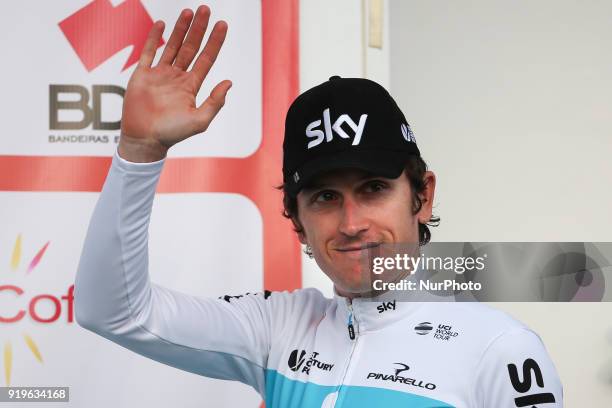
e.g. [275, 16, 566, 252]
[362, 180, 388, 193]
[312, 190, 338, 203]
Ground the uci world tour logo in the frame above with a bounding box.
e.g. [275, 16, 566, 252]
[414, 322, 433, 335]
[1, 235, 74, 386]
[58, 0, 164, 72]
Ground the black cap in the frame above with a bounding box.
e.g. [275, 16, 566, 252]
[282, 76, 420, 196]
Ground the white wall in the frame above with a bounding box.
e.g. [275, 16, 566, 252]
[300, 0, 393, 296]
[388, 0, 611, 405]
[300, 0, 612, 405]
[300, 0, 364, 296]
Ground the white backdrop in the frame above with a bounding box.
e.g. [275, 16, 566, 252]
[389, 1, 612, 406]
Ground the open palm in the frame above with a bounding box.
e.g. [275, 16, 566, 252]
[120, 6, 231, 158]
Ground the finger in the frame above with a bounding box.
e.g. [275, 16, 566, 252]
[158, 9, 194, 66]
[190, 21, 228, 90]
[138, 21, 165, 68]
[174, 5, 211, 70]
[193, 80, 232, 133]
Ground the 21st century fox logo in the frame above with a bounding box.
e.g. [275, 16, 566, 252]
[288, 350, 334, 375]
[50, 0, 164, 145]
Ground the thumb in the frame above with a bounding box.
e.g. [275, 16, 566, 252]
[194, 80, 232, 133]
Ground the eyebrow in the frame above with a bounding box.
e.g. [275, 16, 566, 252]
[301, 172, 381, 192]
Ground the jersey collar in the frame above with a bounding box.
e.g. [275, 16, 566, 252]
[333, 289, 427, 334]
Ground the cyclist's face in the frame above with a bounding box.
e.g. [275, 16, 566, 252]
[296, 168, 435, 298]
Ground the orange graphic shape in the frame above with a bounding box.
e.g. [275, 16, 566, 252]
[3, 342, 12, 386]
[10, 234, 21, 271]
[23, 334, 44, 363]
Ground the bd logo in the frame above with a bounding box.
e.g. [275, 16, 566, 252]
[51, 0, 165, 132]
[49, 85, 124, 131]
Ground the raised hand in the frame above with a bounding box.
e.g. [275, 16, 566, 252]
[119, 5, 231, 162]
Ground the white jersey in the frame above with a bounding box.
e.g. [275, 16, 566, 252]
[75, 149, 564, 407]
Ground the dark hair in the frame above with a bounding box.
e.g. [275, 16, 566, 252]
[279, 155, 440, 246]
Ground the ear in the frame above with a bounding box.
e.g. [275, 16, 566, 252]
[297, 232, 308, 245]
[416, 171, 436, 224]
[291, 216, 309, 245]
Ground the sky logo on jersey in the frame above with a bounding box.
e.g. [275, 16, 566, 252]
[376, 300, 396, 313]
[414, 322, 433, 335]
[507, 358, 556, 407]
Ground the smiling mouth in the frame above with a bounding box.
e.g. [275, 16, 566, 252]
[335, 242, 381, 252]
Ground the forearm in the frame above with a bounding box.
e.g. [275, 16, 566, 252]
[74, 147, 164, 331]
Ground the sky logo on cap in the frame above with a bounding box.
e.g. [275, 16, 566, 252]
[306, 108, 368, 149]
[401, 123, 416, 143]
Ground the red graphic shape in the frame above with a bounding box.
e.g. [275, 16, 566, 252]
[1, 0, 300, 293]
[58, 0, 164, 72]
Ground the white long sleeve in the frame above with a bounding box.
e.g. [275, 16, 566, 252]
[74, 148, 279, 395]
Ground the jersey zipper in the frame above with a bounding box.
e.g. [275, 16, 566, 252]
[334, 300, 360, 407]
[347, 309, 355, 340]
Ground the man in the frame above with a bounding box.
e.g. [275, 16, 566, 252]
[75, 5, 563, 407]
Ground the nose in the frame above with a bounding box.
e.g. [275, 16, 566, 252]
[338, 196, 370, 237]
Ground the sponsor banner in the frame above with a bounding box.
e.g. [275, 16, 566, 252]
[1, 0, 261, 158]
[1, 0, 299, 407]
[0, 192, 262, 405]
[360, 242, 612, 301]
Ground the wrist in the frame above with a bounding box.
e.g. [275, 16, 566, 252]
[118, 135, 169, 163]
